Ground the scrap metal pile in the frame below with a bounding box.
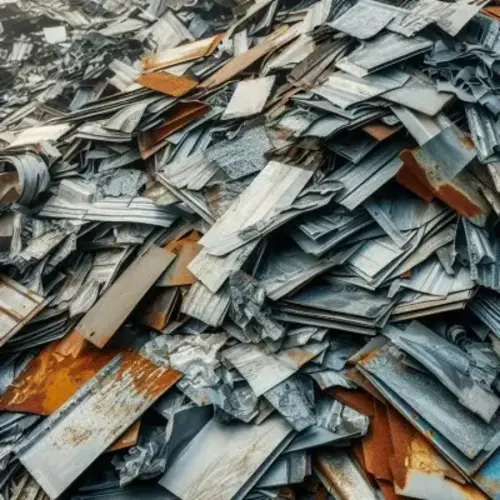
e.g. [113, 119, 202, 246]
[5, 0, 500, 498]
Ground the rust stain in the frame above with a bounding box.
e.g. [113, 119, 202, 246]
[397, 150, 435, 202]
[326, 388, 375, 417]
[161, 231, 201, 286]
[482, 6, 500, 19]
[136, 72, 198, 97]
[362, 122, 401, 142]
[377, 479, 404, 500]
[368, 400, 393, 481]
[435, 183, 484, 217]
[283, 348, 316, 366]
[0, 340, 119, 415]
[475, 474, 500, 497]
[398, 148, 484, 217]
[113, 350, 181, 399]
[107, 420, 141, 452]
[386, 406, 413, 490]
[138, 101, 210, 159]
[55, 331, 90, 358]
[142, 287, 181, 331]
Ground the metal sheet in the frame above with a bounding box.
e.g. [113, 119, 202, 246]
[75, 245, 175, 347]
[222, 76, 275, 120]
[336, 32, 433, 77]
[159, 416, 293, 500]
[0, 276, 47, 348]
[17, 351, 181, 499]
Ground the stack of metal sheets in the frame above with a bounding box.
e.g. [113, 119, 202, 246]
[3, 0, 500, 498]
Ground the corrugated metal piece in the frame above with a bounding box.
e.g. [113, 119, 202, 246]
[358, 343, 500, 463]
[336, 32, 433, 78]
[38, 196, 180, 228]
[0, 276, 48, 348]
[180, 281, 230, 327]
[16, 351, 181, 499]
[135, 72, 198, 97]
[315, 449, 378, 500]
[384, 321, 500, 423]
[159, 416, 294, 500]
[221, 76, 275, 120]
[75, 245, 175, 348]
[465, 103, 500, 163]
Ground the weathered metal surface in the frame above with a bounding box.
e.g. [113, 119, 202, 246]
[17, 351, 181, 499]
[75, 245, 175, 348]
[0, 276, 48, 348]
[159, 416, 294, 500]
[136, 72, 198, 97]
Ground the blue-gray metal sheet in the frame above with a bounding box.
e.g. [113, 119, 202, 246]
[359, 343, 500, 461]
[158, 416, 294, 500]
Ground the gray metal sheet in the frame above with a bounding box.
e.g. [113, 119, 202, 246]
[336, 32, 433, 77]
[159, 416, 294, 500]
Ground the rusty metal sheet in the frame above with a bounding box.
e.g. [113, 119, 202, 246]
[138, 101, 210, 159]
[16, 351, 181, 499]
[141, 286, 181, 331]
[200, 24, 300, 89]
[361, 122, 401, 142]
[398, 148, 489, 218]
[0, 340, 118, 415]
[75, 245, 175, 348]
[363, 399, 392, 482]
[157, 231, 201, 287]
[143, 34, 224, 71]
[136, 72, 198, 97]
[107, 421, 141, 452]
[0, 276, 48, 348]
[326, 388, 375, 417]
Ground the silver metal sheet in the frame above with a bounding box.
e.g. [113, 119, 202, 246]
[159, 416, 293, 500]
[222, 77, 275, 120]
[336, 32, 433, 77]
[329, 0, 404, 39]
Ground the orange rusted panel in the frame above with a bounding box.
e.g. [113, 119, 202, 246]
[142, 34, 224, 71]
[362, 122, 401, 142]
[0, 340, 119, 415]
[326, 388, 375, 417]
[138, 101, 210, 159]
[107, 420, 141, 452]
[136, 72, 198, 97]
[160, 231, 201, 286]
[377, 480, 406, 500]
[141, 287, 181, 331]
[367, 400, 393, 481]
[482, 6, 500, 19]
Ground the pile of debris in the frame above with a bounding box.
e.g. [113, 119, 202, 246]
[4, 0, 500, 498]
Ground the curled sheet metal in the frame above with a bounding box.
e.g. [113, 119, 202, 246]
[0, 154, 49, 207]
